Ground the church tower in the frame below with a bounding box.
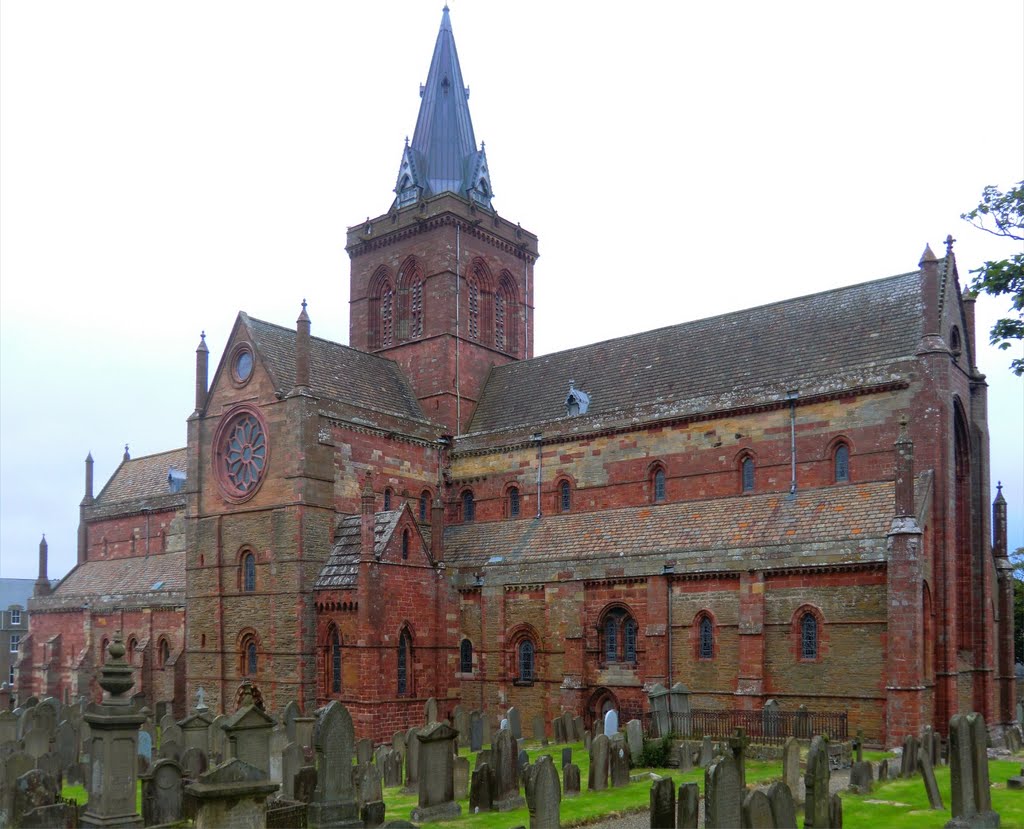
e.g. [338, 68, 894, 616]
[347, 6, 538, 434]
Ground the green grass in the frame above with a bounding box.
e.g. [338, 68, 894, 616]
[61, 782, 143, 814]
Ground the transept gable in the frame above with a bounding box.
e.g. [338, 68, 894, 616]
[202, 312, 282, 416]
[377, 504, 432, 567]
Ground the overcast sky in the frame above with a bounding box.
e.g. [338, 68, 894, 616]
[1, 1, 1022, 581]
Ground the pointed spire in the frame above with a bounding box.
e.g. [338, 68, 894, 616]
[918, 244, 938, 267]
[394, 6, 494, 209]
[195, 331, 209, 412]
[994, 481, 1007, 557]
[293, 299, 311, 393]
[84, 452, 94, 503]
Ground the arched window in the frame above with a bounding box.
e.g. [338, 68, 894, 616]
[741, 456, 755, 493]
[462, 490, 475, 523]
[601, 607, 638, 664]
[517, 639, 535, 682]
[419, 490, 430, 522]
[834, 444, 850, 483]
[127, 637, 138, 665]
[402, 529, 410, 560]
[559, 480, 572, 513]
[467, 274, 480, 341]
[698, 616, 714, 660]
[369, 268, 395, 349]
[380, 283, 393, 347]
[653, 467, 667, 503]
[507, 486, 520, 519]
[397, 629, 412, 696]
[383, 488, 392, 510]
[604, 617, 617, 661]
[460, 638, 473, 673]
[330, 627, 342, 693]
[624, 618, 637, 662]
[801, 613, 818, 660]
[495, 272, 519, 354]
[398, 258, 425, 341]
[159, 638, 170, 668]
[243, 552, 256, 593]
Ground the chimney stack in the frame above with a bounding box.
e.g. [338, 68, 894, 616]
[894, 416, 915, 518]
[195, 331, 209, 412]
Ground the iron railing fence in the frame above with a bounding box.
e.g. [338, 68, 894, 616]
[643, 708, 847, 745]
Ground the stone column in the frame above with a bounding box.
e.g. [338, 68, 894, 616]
[82, 632, 145, 828]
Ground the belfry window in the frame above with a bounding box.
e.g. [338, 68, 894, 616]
[380, 284, 394, 347]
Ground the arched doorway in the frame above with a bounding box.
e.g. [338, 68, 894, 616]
[586, 686, 619, 732]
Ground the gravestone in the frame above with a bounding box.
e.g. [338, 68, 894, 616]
[879, 759, 889, 782]
[373, 744, 388, 771]
[762, 698, 781, 740]
[610, 736, 630, 787]
[220, 683, 275, 776]
[588, 733, 609, 791]
[704, 754, 742, 829]
[454, 706, 468, 748]
[528, 754, 560, 829]
[454, 755, 469, 800]
[917, 746, 943, 810]
[848, 760, 873, 794]
[699, 735, 714, 768]
[0, 711, 16, 744]
[677, 781, 700, 829]
[782, 737, 801, 802]
[648, 683, 670, 738]
[141, 758, 184, 827]
[269, 724, 287, 783]
[294, 716, 316, 754]
[573, 716, 585, 742]
[356, 738, 373, 765]
[392, 730, 406, 758]
[533, 715, 547, 744]
[159, 739, 182, 763]
[625, 719, 643, 762]
[469, 762, 494, 812]
[948, 712, 998, 827]
[282, 700, 300, 743]
[36, 752, 61, 790]
[294, 766, 318, 803]
[603, 709, 619, 738]
[470, 711, 483, 752]
[728, 728, 749, 791]
[563, 763, 580, 796]
[55, 720, 76, 770]
[180, 710, 213, 754]
[476, 748, 492, 770]
[552, 717, 564, 744]
[561, 747, 572, 769]
[742, 789, 775, 828]
[507, 706, 522, 741]
[494, 726, 525, 810]
[361, 800, 385, 828]
[382, 748, 403, 788]
[901, 734, 919, 777]
[518, 748, 530, 774]
[404, 726, 420, 789]
[161, 722, 184, 752]
[308, 700, 359, 828]
[804, 736, 830, 829]
[181, 746, 208, 780]
[584, 730, 591, 751]
[208, 715, 227, 764]
[184, 758, 278, 829]
[281, 741, 303, 800]
[12, 768, 60, 827]
[411, 721, 461, 823]
[650, 776, 675, 828]
[23, 727, 49, 760]
[353, 762, 383, 809]
[520, 760, 532, 789]
[828, 793, 843, 828]
[424, 697, 438, 725]
[482, 716, 492, 748]
[766, 781, 798, 829]
[561, 712, 574, 744]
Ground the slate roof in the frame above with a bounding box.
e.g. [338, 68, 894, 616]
[34, 552, 186, 606]
[315, 510, 405, 589]
[0, 578, 36, 611]
[95, 448, 188, 504]
[443, 480, 898, 576]
[464, 271, 924, 440]
[242, 315, 432, 429]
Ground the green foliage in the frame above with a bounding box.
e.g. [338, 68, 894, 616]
[961, 180, 1024, 375]
[636, 735, 673, 769]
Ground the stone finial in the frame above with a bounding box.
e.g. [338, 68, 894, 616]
[994, 481, 1008, 558]
[918, 244, 938, 266]
[294, 299, 311, 392]
[196, 330, 208, 353]
[97, 630, 135, 704]
[196, 330, 210, 411]
[123, 444, 131, 462]
[945, 234, 956, 256]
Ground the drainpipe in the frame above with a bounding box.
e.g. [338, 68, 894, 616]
[532, 433, 543, 518]
[786, 390, 799, 495]
[663, 562, 674, 688]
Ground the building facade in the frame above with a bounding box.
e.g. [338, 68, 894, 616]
[22, 7, 1014, 744]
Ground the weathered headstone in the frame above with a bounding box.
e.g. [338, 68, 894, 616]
[588, 733, 609, 791]
[454, 706, 468, 748]
[917, 747, 943, 810]
[626, 719, 644, 762]
[677, 781, 699, 829]
[185, 758, 278, 828]
[356, 738, 373, 765]
[728, 728, 749, 791]
[0, 711, 17, 745]
[470, 762, 494, 812]
[404, 726, 420, 789]
[795, 704, 810, 739]
[470, 711, 483, 752]
[269, 724, 287, 783]
[563, 763, 580, 797]
[281, 741, 303, 800]
[650, 776, 675, 828]
[476, 748, 492, 770]
[528, 754, 560, 829]
[220, 683, 275, 776]
[159, 739, 182, 763]
[482, 716, 492, 748]
[648, 684, 670, 738]
[572, 716, 585, 742]
[494, 726, 525, 810]
[782, 738, 800, 802]
[828, 793, 843, 828]
[55, 720, 76, 771]
[23, 728, 49, 760]
[848, 760, 873, 794]
[294, 766, 317, 803]
[507, 706, 522, 741]
[804, 736, 830, 829]
[766, 780, 798, 829]
[552, 717, 564, 744]
[208, 715, 227, 765]
[560, 747, 572, 769]
[533, 715, 547, 745]
[704, 754, 742, 829]
[699, 735, 714, 768]
[762, 698, 781, 740]
[382, 748, 403, 788]
[454, 755, 469, 800]
[603, 709, 619, 738]
[411, 721, 461, 822]
[12, 768, 60, 827]
[282, 700, 300, 743]
[742, 789, 775, 828]
[900, 734, 919, 777]
[561, 712, 574, 744]
[353, 761, 383, 809]
[520, 760, 532, 790]
[424, 697, 438, 725]
[180, 746, 208, 779]
[583, 729, 592, 751]
[308, 700, 358, 828]
[391, 730, 406, 759]
[610, 736, 630, 787]
[141, 758, 184, 827]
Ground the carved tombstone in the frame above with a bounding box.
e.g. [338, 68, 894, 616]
[307, 700, 358, 828]
[704, 754, 742, 829]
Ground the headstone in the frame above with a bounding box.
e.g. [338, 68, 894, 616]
[220, 684, 275, 776]
[828, 793, 843, 828]
[967, 713, 993, 817]
[294, 716, 316, 754]
[803, 736, 830, 829]
[610, 737, 630, 787]
[677, 781, 699, 829]
[160, 738, 182, 764]
[552, 717, 564, 744]
[161, 722, 184, 752]
[848, 760, 873, 794]
[357, 738, 373, 765]
[853, 728, 864, 764]
[704, 754, 742, 829]
[482, 716, 492, 748]
[533, 715, 547, 745]
[728, 728, 749, 791]
[36, 751, 62, 790]
[469, 762, 494, 812]
[648, 684, 670, 738]
[677, 741, 692, 772]
[782, 737, 800, 802]
[404, 726, 420, 789]
[282, 700, 300, 743]
[528, 754, 560, 829]
[507, 706, 522, 741]
[917, 747, 943, 810]
[878, 759, 889, 782]
[12, 768, 59, 826]
[374, 744, 388, 772]
[159, 713, 177, 737]
[141, 758, 184, 827]
[518, 748, 530, 772]
[560, 712, 574, 744]
[900, 734, 919, 777]
[308, 700, 358, 828]
[55, 720, 76, 770]
[208, 715, 227, 765]
[588, 733, 609, 791]
[353, 762, 383, 809]
[476, 748, 492, 770]
[603, 709, 619, 738]
[699, 735, 714, 768]
[626, 719, 643, 762]
[392, 730, 406, 758]
[382, 748, 403, 788]
[561, 747, 572, 769]
[180, 746, 208, 780]
[0, 711, 16, 744]
[494, 726, 525, 810]
[454, 755, 469, 800]
[269, 724, 287, 783]
[650, 776, 675, 828]
[583, 730, 591, 751]
[563, 763, 580, 797]
[23, 728, 49, 760]
[281, 741, 303, 800]
[573, 716, 585, 742]
[762, 699, 781, 740]
[411, 721, 461, 823]
[294, 766, 317, 803]
[184, 758, 278, 829]
[180, 710, 213, 755]
[470, 712, 483, 752]
[742, 789, 775, 828]
[454, 706, 469, 748]
[361, 800, 385, 828]
[766, 780, 798, 829]
[520, 760, 532, 789]
[424, 697, 438, 725]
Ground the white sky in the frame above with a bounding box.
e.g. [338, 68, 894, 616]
[1, 1, 1022, 581]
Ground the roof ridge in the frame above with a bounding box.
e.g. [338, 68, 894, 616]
[244, 314, 416, 367]
[119, 446, 187, 463]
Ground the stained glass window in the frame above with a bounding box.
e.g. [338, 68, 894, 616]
[398, 630, 410, 695]
[462, 490, 475, 523]
[331, 628, 341, 693]
[246, 641, 258, 675]
[223, 413, 267, 494]
[605, 618, 617, 661]
[624, 618, 637, 662]
[518, 639, 535, 682]
[699, 616, 713, 659]
[560, 480, 571, 513]
[234, 349, 253, 382]
[742, 457, 755, 492]
[419, 490, 430, 522]
[508, 486, 520, 518]
[243, 553, 255, 592]
[654, 468, 666, 502]
[801, 613, 818, 659]
[460, 639, 473, 673]
[835, 444, 850, 482]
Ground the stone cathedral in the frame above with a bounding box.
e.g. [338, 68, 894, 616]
[19, 7, 1015, 747]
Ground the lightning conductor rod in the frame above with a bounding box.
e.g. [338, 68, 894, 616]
[786, 389, 799, 495]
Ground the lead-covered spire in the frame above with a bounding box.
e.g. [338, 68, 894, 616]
[394, 6, 493, 209]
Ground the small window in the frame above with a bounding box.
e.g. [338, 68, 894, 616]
[834, 444, 850, 483]
[127, 637, 138, 664]
[330, 628, 342, 693]
[624, 618, 637, 662]
[559, 480, 571, 513]
[462, 490, 475, 523]
[699, 616, 714, 660]
[801, 613, 818, 660]
[508, 486, 520, 518]
[460, 638, 473, 673]
[741, 456, 755, 492]
[653, 468, 666, 503]
[245, 640, 257, 675]
[160, 638, 171, 668]
[7, 666, 13, 685]
[398, 629, 412, 696]
[518, 639, 535, 682]
[419, 490, 430, 522]
[9, 634, 21, 654]
[402, 529, 410, 560]
[383, 488, 392, 510]
[604, 618, 617, 661]
[243, 552, 256, 592]
[10, 609, 21, 626]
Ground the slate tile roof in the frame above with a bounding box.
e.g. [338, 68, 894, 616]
[37, 552, 185, 603]
[243, 315, 433, 429]
[95, 448, 188, 504]
[0, 578, 36, 611]
[315, 510, 405, 589]
[464, 271, 924, 439]
[443, 480, 897, 576]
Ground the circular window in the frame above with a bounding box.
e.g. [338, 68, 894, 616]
[233, 347, 254, 384]
[214, 407, 268, 501]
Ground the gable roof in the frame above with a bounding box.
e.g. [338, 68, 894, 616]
[30, 552, 186, 610]
[443, 480, 898, 579]
[241, 314, 433, 431]
[464, 270, 924, 440]
[95, 448, 188, 505]
[315, 509, 415, 590]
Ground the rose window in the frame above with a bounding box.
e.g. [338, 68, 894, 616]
[222, 413, 266, 493]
